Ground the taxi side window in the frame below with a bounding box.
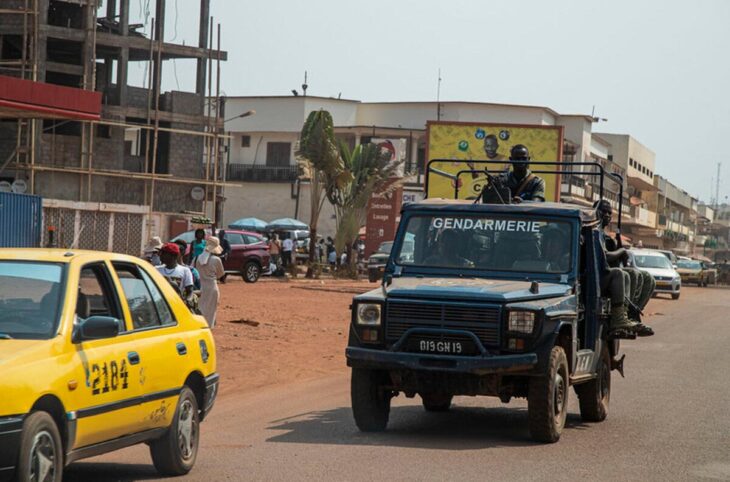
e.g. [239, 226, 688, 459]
[113, 263, 175, 330]
[78, 264, 122, 325]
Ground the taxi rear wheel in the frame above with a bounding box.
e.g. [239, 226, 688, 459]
[16, 411, 63, 482]
[149, 387, 199, 476]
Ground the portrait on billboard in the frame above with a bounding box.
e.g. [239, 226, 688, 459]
[426, 122, 563, 201]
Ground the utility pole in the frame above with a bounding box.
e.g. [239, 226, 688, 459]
[715, 162, 722, 210]
[436, 68, 442, 121]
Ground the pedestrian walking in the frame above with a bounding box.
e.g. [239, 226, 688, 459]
[156, 243, 194, 299]
[194, 236, 225, 328]
[143, 236, 163, 265]
[191, 228, 207, 263]
[268, 233, 282, 267]
[282, 234, 294, 268]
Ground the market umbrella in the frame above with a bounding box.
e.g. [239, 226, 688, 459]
[228, 217, 268, 231]
[267, 218, 309, 230]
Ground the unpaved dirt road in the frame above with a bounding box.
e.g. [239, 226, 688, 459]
[66, 284, 730, 481]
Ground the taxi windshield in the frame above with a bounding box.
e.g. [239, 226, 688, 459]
[394, 214, 573, 274]
[677, 260, 701, 269]
[0, 261, 64, 339]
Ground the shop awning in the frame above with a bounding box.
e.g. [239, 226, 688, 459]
[0, 75, 101, 121]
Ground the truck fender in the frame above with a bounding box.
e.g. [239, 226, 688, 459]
[535, 319, 577, 375]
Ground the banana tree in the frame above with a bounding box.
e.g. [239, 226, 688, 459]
[296, 110, 351, 277]
[331, 142, 403, 277]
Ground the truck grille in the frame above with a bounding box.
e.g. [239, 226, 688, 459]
[385, 301, 500, 347]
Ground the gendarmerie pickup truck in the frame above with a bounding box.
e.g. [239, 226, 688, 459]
[346, 160, 631, 443]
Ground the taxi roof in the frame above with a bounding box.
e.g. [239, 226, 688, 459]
[404, 199, 599, 224]
[0, 248, 140, 263]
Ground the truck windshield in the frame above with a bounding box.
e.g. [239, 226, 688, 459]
[0, 261, 64, 339]
[394, 214, 573, 274]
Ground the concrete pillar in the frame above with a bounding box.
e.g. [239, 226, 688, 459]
[106, 0, 117, 19]
[117, 0, 130, 105]
[152, 0, 166, 100]
[196, 0, 210, 95]
[354, 133, 361, 147]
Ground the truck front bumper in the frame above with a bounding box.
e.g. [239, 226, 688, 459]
[346, 347, 538, 376]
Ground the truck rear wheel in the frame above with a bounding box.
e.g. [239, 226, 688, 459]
[575, 346, 610, 422]
[351, 368, 391, 432]
[421, 394, 453, 412]
[528, 346, 569, 443]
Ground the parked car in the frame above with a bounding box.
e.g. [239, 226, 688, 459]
[367, 241, 393, 282]
[172, 229, 270, 282]
[630, 249, 681, 299]
[0, 249, 218, 479]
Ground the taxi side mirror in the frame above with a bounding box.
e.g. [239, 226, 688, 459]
[73, 316, 121, 343]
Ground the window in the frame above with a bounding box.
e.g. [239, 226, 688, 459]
[78, 264, 121, 322]
[226, 233, 244, 245]
[244, 234, 263, 245]
[114, 264, 175, 330]
[241, 135, 251, 148]
[266, 142, 291, 167]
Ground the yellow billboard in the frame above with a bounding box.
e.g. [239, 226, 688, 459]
[426, 121, 564, 201]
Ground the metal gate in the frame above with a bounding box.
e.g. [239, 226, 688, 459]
[0, 191, 42, 248]
[42, 204, 146, 256]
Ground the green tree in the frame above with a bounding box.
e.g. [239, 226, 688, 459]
[331, 142, 403, 277]
[296, 110, 351, 277]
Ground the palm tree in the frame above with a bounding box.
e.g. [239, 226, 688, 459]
[331, 142, 403, 277]
[296, 110, 351, 277]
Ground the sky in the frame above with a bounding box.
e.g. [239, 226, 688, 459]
[124, 0, 730, 204]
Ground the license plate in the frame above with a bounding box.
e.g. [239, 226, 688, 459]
[656, 281, 671, 287]
[409, 339, 465, 355]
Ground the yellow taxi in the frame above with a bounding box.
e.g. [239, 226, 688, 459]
[0, 249, 218, 481]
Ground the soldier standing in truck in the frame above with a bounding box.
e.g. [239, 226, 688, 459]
[499, 144, 546, 203]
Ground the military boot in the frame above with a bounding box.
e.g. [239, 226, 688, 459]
[609, 304, 637, 337]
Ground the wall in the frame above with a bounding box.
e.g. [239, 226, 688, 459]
[222, 182, 338, 237]
[229, 132, 299, 166]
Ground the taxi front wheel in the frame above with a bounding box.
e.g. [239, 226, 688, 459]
[16, 411, 63, 482]
[150, 387, 200, 476]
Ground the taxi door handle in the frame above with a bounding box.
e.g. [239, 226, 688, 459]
[176, 343, 187, 356]
[127, 351, 140, 365]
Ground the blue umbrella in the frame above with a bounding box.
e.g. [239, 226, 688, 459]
[267, 218, 309, 230]
[228, 217, 268, 231]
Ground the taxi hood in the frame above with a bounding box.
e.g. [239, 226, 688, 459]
[384, 276, 571, 303]
[0, 338, 54, 367]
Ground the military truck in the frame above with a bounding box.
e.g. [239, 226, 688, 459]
[346, 160, 629, 443]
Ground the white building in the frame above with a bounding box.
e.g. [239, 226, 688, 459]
[220, 96, 598, 236]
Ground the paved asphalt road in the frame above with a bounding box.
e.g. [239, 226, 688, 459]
[66, 287, 730, 482]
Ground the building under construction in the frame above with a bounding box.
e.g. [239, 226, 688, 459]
[0, 0, 227, 253]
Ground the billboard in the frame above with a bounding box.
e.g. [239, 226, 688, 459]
[426, 121, 563, 201]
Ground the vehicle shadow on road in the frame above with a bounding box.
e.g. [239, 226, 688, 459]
[266, 405, 588, 450]
[63, 462, 161, 481]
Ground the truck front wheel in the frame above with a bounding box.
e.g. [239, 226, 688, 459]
[575, 345, 610, 422]
[528, 346, 569, 443]
[351, 368, 391, 432]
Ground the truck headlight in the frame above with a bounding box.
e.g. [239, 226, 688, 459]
[356, 303, 381, 326]
[508, 311, 536, 334]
